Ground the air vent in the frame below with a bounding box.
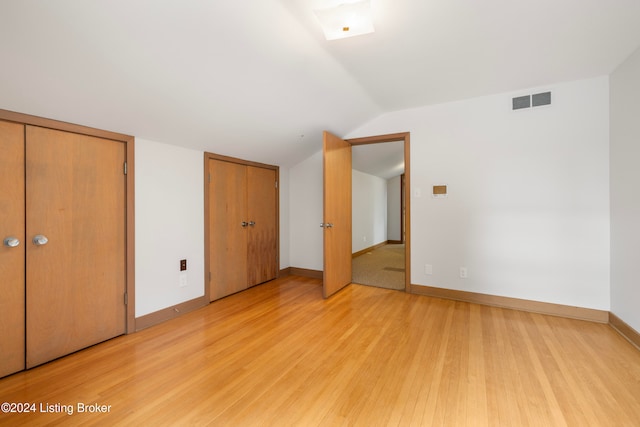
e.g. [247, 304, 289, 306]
[512, 91, 551, 110]
[512, 95, 531, 110]
[532, 91, 551, 107]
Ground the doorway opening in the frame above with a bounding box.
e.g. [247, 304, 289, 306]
[322, 131, 410, 298]
[350, 137, 408, 291]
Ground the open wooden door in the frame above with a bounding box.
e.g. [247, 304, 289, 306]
[322, 131, 352, 298]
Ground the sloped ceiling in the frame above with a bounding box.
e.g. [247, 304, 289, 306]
[352, 141, 405, 179]
[2, 0, 640, 168]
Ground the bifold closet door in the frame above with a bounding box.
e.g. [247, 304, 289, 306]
[246, 166, 277, 287]
[209, 159, 248, 301]
[0, 120, 26, 378]
[25, 126, 127, 368]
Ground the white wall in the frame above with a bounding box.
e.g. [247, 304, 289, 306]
[289, 150, 324, 271]
[387, 175, 402, 241]
[135, 139, 205, 317]
[279, 167, 290, 270]
[135, 139, 291, 317]
[610, 47, 640, 332]
[339, 77, 610, 310]
[352, 169, 387, 253]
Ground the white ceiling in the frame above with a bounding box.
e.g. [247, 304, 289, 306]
[2, 0, 640, 169]
[352, 141, 404, 179]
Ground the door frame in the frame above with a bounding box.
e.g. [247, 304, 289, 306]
[203, 152, 280, 302]
[0, 108, 136, 333]
[401, 173, 406, 244]
[345, 132, 411, 293]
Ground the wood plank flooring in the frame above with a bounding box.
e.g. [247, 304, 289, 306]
[1, 275, 639, 426]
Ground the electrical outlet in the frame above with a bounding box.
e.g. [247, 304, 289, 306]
[179, 273, 188, 288]
[459, 267, 468, 279]
[180, 259, 187, 271]
[425, 264, 433, 275]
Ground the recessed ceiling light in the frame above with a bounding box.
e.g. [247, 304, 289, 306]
[313, 0, 374, 41]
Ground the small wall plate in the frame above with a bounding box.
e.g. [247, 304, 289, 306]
[432, 184, 448, 198]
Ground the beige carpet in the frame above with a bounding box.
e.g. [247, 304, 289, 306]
[352, 244, 405, 290]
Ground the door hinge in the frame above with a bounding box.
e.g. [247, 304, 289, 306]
[124, 292, 128, 305]
[124, 161, 128, 175]
[208, 271, 211, 281]
[275, 180, 278, 189]
[209, 173, 211, 183]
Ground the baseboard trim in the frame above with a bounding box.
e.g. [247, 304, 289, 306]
[609, 312, 640, 350]
[410, 284, 609, 323]
[288, 267, 323, 280]
[352, 241, 389, 258]
[279, 267, 291, 277]
[135, 295, 209, 331]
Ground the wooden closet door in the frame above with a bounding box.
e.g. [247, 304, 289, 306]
[25, 126, 127, 368]
[246, 166, 277, 287]
[209, 159, 248, 300]
[0, 121, 26, 378]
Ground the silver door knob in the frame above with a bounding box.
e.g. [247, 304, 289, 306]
[241, 221, 248, 227]
[320, 223, 325, 228]
[248, 221, 255, 227]
[3, 237, 20, 247]
[33, 235, 48, 246]
[325, 223, 333, 228]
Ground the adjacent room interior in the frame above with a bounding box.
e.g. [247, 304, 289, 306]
[351, 140, 406, 291]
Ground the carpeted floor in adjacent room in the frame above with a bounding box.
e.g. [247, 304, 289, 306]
[352, 244, 405, 290]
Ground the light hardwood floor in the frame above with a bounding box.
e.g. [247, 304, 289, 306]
[1, 276, 639, 426]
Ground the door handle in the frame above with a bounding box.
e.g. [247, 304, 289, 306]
[241, 221, 248, 227]
[320, 223, 333, 228]
[248, 221, 255, 227]
[3, 237, 20, 248]
[32, 235, 49, 246]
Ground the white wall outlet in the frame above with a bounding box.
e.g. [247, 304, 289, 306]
[425, 264, 433, 275]
[179, 273, 188, 287]
[363, 235, 367, 242]
[459, 267, 468, 279]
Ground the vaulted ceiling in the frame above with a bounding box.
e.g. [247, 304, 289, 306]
[2, 1, 640, 168]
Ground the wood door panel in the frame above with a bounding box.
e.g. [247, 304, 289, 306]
[323, 131, 352, 298]
[25, 126, 126, 368]
[247, 167, 277, 286]
[0, 120, 26, 377]
[209, 159, 248, 300]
